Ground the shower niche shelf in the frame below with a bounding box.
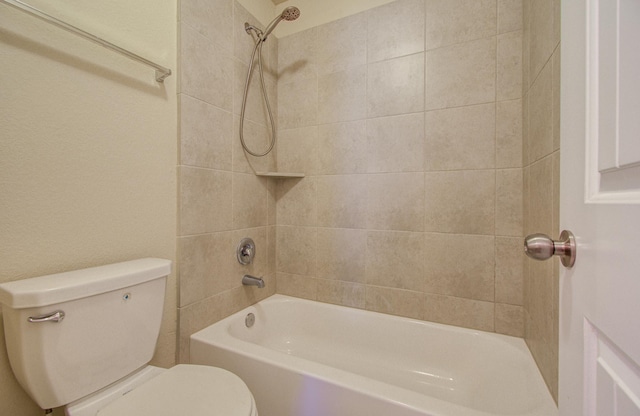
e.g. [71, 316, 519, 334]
[255, 172, 305, 178]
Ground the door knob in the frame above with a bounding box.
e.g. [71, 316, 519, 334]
[524, 230, 576, 268]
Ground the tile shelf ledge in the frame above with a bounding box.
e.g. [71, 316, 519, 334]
[255, 172, 305, 178]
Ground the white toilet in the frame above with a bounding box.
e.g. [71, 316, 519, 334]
[0, 258, 258, 416]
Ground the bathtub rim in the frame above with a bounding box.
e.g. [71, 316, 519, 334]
[190, 294, 558, 416]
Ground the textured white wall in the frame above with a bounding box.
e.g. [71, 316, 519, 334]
[0, 1, 177, 414]
[237, 0, 275, 27]
[274, 0, 396, 37]
[237, 0, 396, 38]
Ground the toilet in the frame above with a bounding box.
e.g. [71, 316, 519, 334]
[0, 258, 258, 416]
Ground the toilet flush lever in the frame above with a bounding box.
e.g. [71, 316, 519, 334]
[28, 310, 65, 323]
[524, 230, 576, 268]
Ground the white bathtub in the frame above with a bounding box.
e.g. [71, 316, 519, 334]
[190, 295, 558, 416]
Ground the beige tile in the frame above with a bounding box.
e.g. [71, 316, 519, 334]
[368, 53, 425, 118]
[276, 226, 316, 276]
[179, 167, 232, 235]
[318, 65, 367, 124]
[367, 113, 425, 173]
[495, 303, 524, 336]
[496, 168, 523, 236]
[178, 232, 235, 306]
[278, 77, 318, 130]
[529, 0, 555, 81]
[497, 31, 523, 101]
[552, 46, 561, 152]
[234, 2, 264, 65]
[365, 286, 425, 320]
[495, 236, 524, 305]
[366, 173, 425, 232]
[498, 0, 523, 33]
[552, 151, 560, 236]
[367, 0, 425, 62]
[523, 165, 530, 235]
[234, 59, 278, 125]
[526, 263, 554, 356]
[317, 228, 367, 283]
[425, 0, 496, 50]
[277, 27, 317, 84]
[522, 0, 531, 91]
[233, 116, 276, 174]
[152, 330, 177, 368]
[366, 231, 425, 292]
[267, 225, 277, 273]
[160, 275, 178, 333]
[276, 177, 317, 226]
[180, 24, 233, 110]
[317, 13, 367, 75]
[424, 170, 495, 235]
[317, 175, 368, 229]
[522, 252, 529, 319]
[277, 272, 317, 300]
[268, 180, 277, 226]
[178, 300, 207, 362]
[317, 279, 366, 309]
[529, 62, 553, 162]
[233, 173, 268, 228]
[264, 32, 279, 85]
[425, 37, 496, 110]
[424, 104, 495, 171]
[424, 233, 496, 301]
[424, 294, 495, 331]
[522, 92, 530, 167]
[181, 0, 232, 48]
[277, 126, 318, 175]
[180, 94, 232, 170]
[178, 290, 229, 362]
[496, 99, 523, 168]
[528, 256, 554, 341]
[530, 155, 553, 238]
[317, 121, 367, 175]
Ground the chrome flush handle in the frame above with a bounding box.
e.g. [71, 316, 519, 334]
[28, 310, 65, 323]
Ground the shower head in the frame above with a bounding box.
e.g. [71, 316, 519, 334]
[262, 6, 301, 40]
[281, 6, 301, 21]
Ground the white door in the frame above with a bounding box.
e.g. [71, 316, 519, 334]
[559, 0, 640, 415]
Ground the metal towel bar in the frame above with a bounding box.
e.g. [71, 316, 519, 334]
[1, 0, 172, 82]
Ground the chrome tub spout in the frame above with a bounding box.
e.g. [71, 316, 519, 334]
[242, 274, 265, 288]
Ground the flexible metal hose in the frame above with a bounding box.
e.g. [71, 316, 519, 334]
[239, 34, 276, 157]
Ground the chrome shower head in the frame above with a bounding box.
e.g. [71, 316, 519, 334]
[281, 6, 301, 21]
[262, 6, 301, 40]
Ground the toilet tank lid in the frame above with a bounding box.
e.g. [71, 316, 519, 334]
[0, 258, 171, 309]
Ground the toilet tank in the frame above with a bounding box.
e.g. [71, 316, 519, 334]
[0, 258, 171, 410]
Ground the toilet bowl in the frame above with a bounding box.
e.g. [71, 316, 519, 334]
[0, 258, 257, 415]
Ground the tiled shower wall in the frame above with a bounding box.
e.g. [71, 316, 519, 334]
[274, 0, 525, 337]
[177, 0, 279, 362]
[522, 0, 561, 401]
[176, 0, 560, 401]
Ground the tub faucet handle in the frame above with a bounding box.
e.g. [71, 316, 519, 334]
[237, 238, 256, 265]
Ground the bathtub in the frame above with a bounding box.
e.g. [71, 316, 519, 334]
[190, 295, 558, 416]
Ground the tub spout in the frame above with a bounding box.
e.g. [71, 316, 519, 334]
[242, 274, 265, 288]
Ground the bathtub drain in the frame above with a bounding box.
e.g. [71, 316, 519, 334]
[245, 313, 255, 328]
